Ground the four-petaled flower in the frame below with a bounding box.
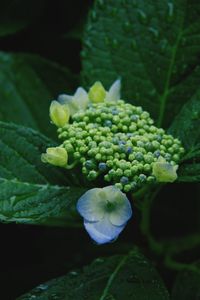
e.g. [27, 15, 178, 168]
[77, 186, 132, 244]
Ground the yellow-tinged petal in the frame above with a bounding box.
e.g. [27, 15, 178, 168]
[152, 157, 178, 183]
[41, 147, 68, 167]
[49, 101, 70, 127]
[88, 81, 106, 103]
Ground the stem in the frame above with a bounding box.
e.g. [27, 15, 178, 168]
[140, 185, 164, 254]
[164, 254, 200, 275]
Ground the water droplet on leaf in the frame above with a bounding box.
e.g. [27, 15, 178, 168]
[69, 271, 78, 276]
[123, 21, 131, 32]
[138, 9, 148, 24]
[160, 39, 168, 53]
[167, 2, 174, 22]
[97, 0, 104, 8]
[111, 7, 117, 17]
[148, 27, 159, 41]
[111, 39, 119, 49]
[131, 39, 137, 50]
[91, 11, 97, 21]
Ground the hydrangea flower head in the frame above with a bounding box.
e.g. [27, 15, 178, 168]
[77, 186, 132, 244]
[42, 79, 185, 244]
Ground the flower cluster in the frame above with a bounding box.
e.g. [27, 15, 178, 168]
[41, 79, 184, 244]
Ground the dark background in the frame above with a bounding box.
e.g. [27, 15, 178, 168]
[0, 1, 199, 299]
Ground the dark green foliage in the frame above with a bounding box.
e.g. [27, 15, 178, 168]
[18, 249, 169, 300]
[0, 52, 78, 138]
[0, 178, 83, 226]
[172, 262, 200, 300]
[0, 0, 45, 36]
[82, 0, 200, 128]
[0, 122, 86, 226]
[0, 0, 199, 299]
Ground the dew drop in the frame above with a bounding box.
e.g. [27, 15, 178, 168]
[123, 21, 132, 32]
[37, 284, 48, 291]
[69, 271, 78, 276]
[97, 0, 104, 8]
[167, 2, 174, 22]
[135, 92, 140, 100]
[181, 37, 186, 46]
[95, 258, 104, 263]
[111, 39, 119, 49]
[111, 7, 117, 17]
[160, 38, 168, 53]
[84, 39, 92, 49]
[149, 88, 157, 97]
[138, 9, 148, 24]
[192, 111, 199, 120]
[148, 27, 159, 42]
[91, 10, 97, 21]
[182, 63, 188, 72]
[104, 37, 110, 46]
[131, 39, 137, 50]
[81, 51, 87, 58]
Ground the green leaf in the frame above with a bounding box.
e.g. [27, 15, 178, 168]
[0, 52, 78, 138]
[169, 89, 200, 160]
[0, 178, 83, 226]
[82, 0, 200, 127]
[0, 121, 86, 226]
[172, 262, 200, 300]
[169, 91, 200, 182]
[0, 0, 45, 37]
[177, 164, 200, 182]
[17, 249, 170, 300]
[0, 121, 68, 185]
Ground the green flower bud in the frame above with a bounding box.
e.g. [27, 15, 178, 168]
[116, 168, 123, 177]
[95, 153, 102, 161]
[88, 170, 98, 180]
[124, 184, 132, 192]
[152, 157, 178, 183]
[49, 101, 70, 127]
[41, 147, 68, 167]
[115, 183, 123, 190]
[131, 166, 138, 174]
[104, 174, 112, 182]
[88, 81, 106, 103]
[124, 169, 132, 177]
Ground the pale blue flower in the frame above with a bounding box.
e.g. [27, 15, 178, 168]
[77, 186, 132, 244]
[58, 87, 89, 116]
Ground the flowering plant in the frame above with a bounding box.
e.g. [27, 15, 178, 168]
[0, 0, 199, 299]
[42, 79, 184, 244]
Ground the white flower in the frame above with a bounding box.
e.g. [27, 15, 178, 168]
[58, 87, 89, 116]
[105, 79, 121, 102]
[77, 186, 132, 244]
[152, 157, 178, 182]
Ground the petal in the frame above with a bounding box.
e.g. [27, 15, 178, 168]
[84, 215, 126, 244]
[58, 94, 73, 104]
[105, 79, 121, 102]
[58, 88, 89, 116]
[76, 188, 106, 222]
[102, 186, 132, 226]
[73, 87, 89, 111]
[152, 157, 178, 183]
